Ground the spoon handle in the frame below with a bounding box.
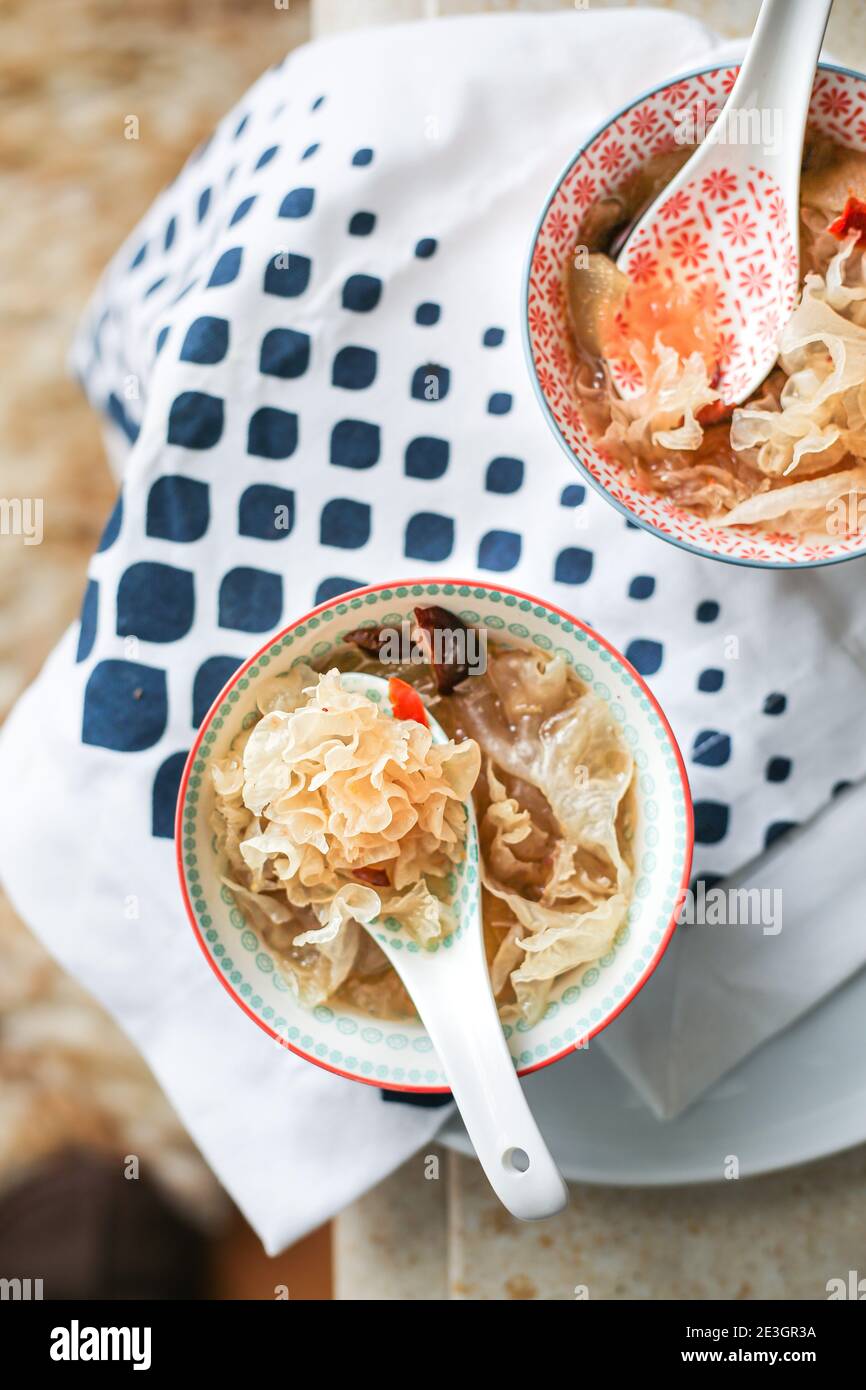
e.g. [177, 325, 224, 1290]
[381, 929, 569, 1222]
[337, 669, 567, 1219]
[717, 0, 832, 176]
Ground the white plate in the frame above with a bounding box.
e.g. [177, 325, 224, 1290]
[440, 965, 866, 1184]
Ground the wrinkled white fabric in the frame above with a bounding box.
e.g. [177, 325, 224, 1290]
[2, 12, 864, 1251]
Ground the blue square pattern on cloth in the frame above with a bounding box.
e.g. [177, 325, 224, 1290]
[66, 37, 850, 895]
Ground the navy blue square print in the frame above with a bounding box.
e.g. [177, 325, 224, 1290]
[349, 211, 375, 236]
[247, 406, 298, 459]
[330, 419, 380, 470]
[560, 484, 586, 507]
[694, 801, 730, 845]
[696, 600, 720, 623]
[478, 530, 521, 572]
[238, 484, 295, 540]
[320, 498, 371, 549]
[333, 346, 377, 390]
[264, 253, 311, 298]
[193, 655, 243, 727]
[279, 187, 315, 218]
[167, 391, 224, 450]
[76, 580, 98, 663]
[554, 547, 593, 585]
[628, 575, 655, 600]
[146, 476, 210, 542]
[179, 317, 229, 365]
[485, 457, 523, 493]
[405, 436, 448, 480]
[766, 756, 792, 783]
[765, 821, 796, 849]
[342, 274, 382, 312]
[229, 197, 255, 226]
[82, 660, 168, 752]
[218, 567, 283, 632]
[315, 576, 364, 604]
[698, 668, 725, 693]
[405, 512, 453, 561]
[259, 328, 310, 379]
[208, 247, 242, 286]
[692, 729, 732, 767]
[152, 751, 189, 838]
[625, 639, 663, 677]
[116, 562, 195, 643]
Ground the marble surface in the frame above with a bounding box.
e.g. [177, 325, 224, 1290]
[336, 1142, 866, 1301]
[324, 0, 866, 1300]
[314, 0, 866, 69]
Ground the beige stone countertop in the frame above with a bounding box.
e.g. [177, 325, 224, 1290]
[313, 0, 866, 62]
[335, 1143, 866, 1300]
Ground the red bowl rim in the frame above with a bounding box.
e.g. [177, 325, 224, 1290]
[176, 577, 694, 1093]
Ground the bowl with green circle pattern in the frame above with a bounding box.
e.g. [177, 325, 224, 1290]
[176, 578, 693, 1093]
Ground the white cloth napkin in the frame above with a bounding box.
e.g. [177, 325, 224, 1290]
[599, 778, 866, 1118]
[3, 9, 866, 1253]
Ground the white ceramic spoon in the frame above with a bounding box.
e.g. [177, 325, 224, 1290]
[340, 672, 569, 1222]
[611, 0, 833, 405]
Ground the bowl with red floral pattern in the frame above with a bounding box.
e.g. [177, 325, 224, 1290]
[523, 62, 866, 569]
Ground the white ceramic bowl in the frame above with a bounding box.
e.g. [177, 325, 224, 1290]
[176, 578, 693, 1093]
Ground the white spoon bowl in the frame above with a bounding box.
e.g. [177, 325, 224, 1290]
[612, 0, 832, 406]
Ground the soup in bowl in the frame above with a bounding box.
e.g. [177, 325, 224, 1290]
[524, 62, 866, 567]
[176, 580, 692, 1093]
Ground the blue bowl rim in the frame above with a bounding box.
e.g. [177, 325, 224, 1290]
[521, 58, 866, 572]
